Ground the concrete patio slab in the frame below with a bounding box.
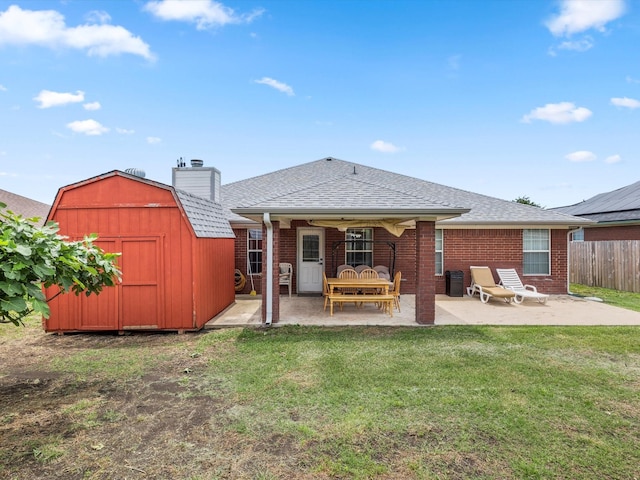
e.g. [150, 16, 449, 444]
[206, 293, 640, 329]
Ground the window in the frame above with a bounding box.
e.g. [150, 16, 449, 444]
[523, 229, 550, 275]
[345, 228, 373, 266]
[435, 229, 443, 275]
[571, 229, 584, 242]
[247, 229, 262, 274]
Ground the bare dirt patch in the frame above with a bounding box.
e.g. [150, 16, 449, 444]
[0, 326, 308, 480]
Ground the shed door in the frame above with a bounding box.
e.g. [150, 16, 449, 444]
[119, 238, 164, 329]
[297, 228, 324, 293]
[80, 240, 118, 330]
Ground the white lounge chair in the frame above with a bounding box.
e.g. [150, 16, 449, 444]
[468, 266, 515, 304]
[496, 268, 549, 305]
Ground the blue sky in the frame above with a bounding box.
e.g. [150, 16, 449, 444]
[1, 0, 638, 208]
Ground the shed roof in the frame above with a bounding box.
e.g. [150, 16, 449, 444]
[222, 157, 591, 227]
[53, 171, 234, 239]
[174, 188, 235, 238]
[0, 189, 51, 226]
[552, 180, 640, 223]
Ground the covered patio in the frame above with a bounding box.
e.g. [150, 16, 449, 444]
[207, 294, 640, 327]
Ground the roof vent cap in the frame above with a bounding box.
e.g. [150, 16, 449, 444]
[191, 159, 204, 167]
[124, 168, 146, 178]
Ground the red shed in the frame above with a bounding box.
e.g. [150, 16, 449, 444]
[44, 170, 235, 333]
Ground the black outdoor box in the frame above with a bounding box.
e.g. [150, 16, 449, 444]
[445, 270, 464, 297]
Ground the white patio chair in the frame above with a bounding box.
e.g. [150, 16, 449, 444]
[279, 262, 293, 297]
[496, 268, 549, 305]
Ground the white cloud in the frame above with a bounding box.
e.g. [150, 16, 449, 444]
[146, 136, 162, 144]
[116, 127, 135, 134]
[370, 140, 404, 153]
[144, 0, 264, 30]
[0, 5, 154, 60]
[34, 89, 84, 108]
[521, 102, 592, 124]
[546, 0, 626, 37]
[85, 10, 111, 24]
[83, 101, 101, 111]
[254, 77, 295, 96]
[556, 36, 594, 52]
[626, 76, 640, 84]
[605, 154, 621, 164]
[66, 119, 109, 136]
[610, 97, 640, 109]
[0, 84, 6, 91]
[565, 150, 596, 162]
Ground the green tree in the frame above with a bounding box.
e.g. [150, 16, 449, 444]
[0, 203, 121, 326]
[514, 196, 542, 208]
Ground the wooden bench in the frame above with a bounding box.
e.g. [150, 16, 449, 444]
[328, 293, 394, 317]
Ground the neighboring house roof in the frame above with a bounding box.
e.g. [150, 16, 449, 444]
[552, 180, 640, 225]
[221, 157, 591, 227]
[0, 188, 51, 226]
[54, 171, 234, 239]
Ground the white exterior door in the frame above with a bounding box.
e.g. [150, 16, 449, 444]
[297, 228, 324, 293]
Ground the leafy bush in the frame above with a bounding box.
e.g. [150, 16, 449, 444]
[0, 202, 121, 325]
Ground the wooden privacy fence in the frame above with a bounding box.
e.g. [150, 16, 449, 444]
[570, 240, 640, 293]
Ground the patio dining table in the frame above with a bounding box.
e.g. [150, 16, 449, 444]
[326, 277, 391, 295]
[325, 277, 394, 317]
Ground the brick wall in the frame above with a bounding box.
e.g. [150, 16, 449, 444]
[436, 228, 568, 294]
[584, 225, 640, 241]
[232, 227, 262, 295]
[233, 224, 570, 297]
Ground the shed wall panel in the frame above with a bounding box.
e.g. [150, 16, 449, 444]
[193, 238, 235, 327]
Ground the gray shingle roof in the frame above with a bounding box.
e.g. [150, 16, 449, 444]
[552, 180, 640, 223]
[174, 189, 235, 238]
[0, 189, 51, 226]
[221, 157, 591, 226]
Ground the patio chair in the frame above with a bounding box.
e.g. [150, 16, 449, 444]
[468, 266, 515, 304]
[358, 267, 379, 295]
[359, 268, 378, 278]
[279, 262, 293, 297]
[323, 272, 340, 312]
[354, 264, 370, 274]
[496, 268, 549, 305]
[390, 271, 401, 312]
[338, 268, 359, 295]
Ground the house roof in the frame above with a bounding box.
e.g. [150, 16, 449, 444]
[221, 157, 591, 227]
[552, 180, 640, 224]
[0, 188, 51, 226]
[53, 171, 234, 239]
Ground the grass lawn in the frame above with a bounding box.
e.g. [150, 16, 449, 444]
[1, 316, 639, 479]
[571, 283, 640, 312]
